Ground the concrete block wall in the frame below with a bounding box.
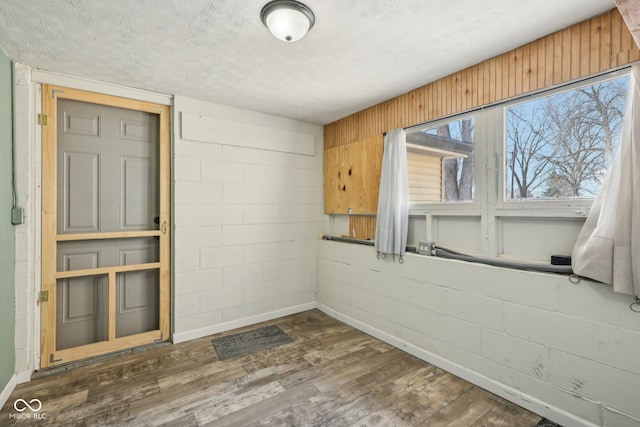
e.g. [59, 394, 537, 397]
[316, 240, 640, 427]
[172, 96, 323, 342]
[13, 64, 37, 382]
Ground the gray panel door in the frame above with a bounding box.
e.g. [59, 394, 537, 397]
[56, 99, 159, 350]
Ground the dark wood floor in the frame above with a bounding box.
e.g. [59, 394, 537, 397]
[1, 310, 544, 426]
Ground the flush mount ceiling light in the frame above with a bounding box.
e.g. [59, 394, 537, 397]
[261, 0, 315, 42]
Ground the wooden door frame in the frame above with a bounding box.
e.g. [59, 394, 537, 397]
[40, 85, 171, 368]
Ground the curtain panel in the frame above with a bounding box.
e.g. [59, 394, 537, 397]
[572, 63, 640, 297]
[375, 128, 409, 261]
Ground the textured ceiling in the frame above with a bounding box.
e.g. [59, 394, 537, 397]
[0, 0, 616, 124]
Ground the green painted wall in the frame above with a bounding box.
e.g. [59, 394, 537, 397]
[0, 48, 16, 391]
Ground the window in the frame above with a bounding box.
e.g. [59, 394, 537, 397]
[505, 74, 629, 200]
[407, 116, 475, 203]
[405, 69, 631, 261]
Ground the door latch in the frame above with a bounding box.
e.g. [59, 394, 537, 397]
[39, 291, 49, 303]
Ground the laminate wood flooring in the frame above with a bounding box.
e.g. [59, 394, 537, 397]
[1, 310, 545, 426]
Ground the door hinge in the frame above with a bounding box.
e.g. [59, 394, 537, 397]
[39, 291, 49, 303]
[37, 114, 48, 126]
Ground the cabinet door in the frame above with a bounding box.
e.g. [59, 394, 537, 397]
[324, 144, 347, 214]
[323, 135, 383, 214]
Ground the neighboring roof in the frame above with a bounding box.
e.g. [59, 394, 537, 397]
[407, 132, 473, 158]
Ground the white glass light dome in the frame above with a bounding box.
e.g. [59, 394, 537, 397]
[261, 0, 315, 43]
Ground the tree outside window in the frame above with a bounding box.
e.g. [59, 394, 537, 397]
[505, 75, 629, 200]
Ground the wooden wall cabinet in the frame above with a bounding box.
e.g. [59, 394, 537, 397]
[324, 135, 383, 214]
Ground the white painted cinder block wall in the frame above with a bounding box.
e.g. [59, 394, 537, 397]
[13, 64, 37, 382]
[316, 240, 640, 427]
[172, 96, 324, 342]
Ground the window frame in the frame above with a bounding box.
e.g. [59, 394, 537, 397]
[496, 68, 630, 215]
[406, 111, 484, 213]
[406, 67, 631, 258]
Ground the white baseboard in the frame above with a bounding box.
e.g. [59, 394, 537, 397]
[316, 303, 596, 427]
[15, 370, 32, 384]
[173, 302, 317, 344]
[0, 374, 16, 412]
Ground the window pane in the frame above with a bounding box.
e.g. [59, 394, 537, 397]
[408, 117, 474, 203]
[505, 74, 629, 200]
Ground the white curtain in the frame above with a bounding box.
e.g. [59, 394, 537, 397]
[375, 128, 409, 260]
[572, 63, 640, 297]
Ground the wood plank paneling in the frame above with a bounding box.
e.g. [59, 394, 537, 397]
[570, 24, 582, 80]
[561, 28, 571, 83]
[324, 9, 639, 150]
[590, 15, 602, 75]
[348, 215, 376, 240]
[601, 12, 612, 71]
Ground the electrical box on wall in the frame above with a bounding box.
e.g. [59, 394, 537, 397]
[550, 255, 571, 265]
[11, 206, 24, 225]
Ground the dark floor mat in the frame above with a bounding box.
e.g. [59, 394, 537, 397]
[212, 325, 293, 361]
